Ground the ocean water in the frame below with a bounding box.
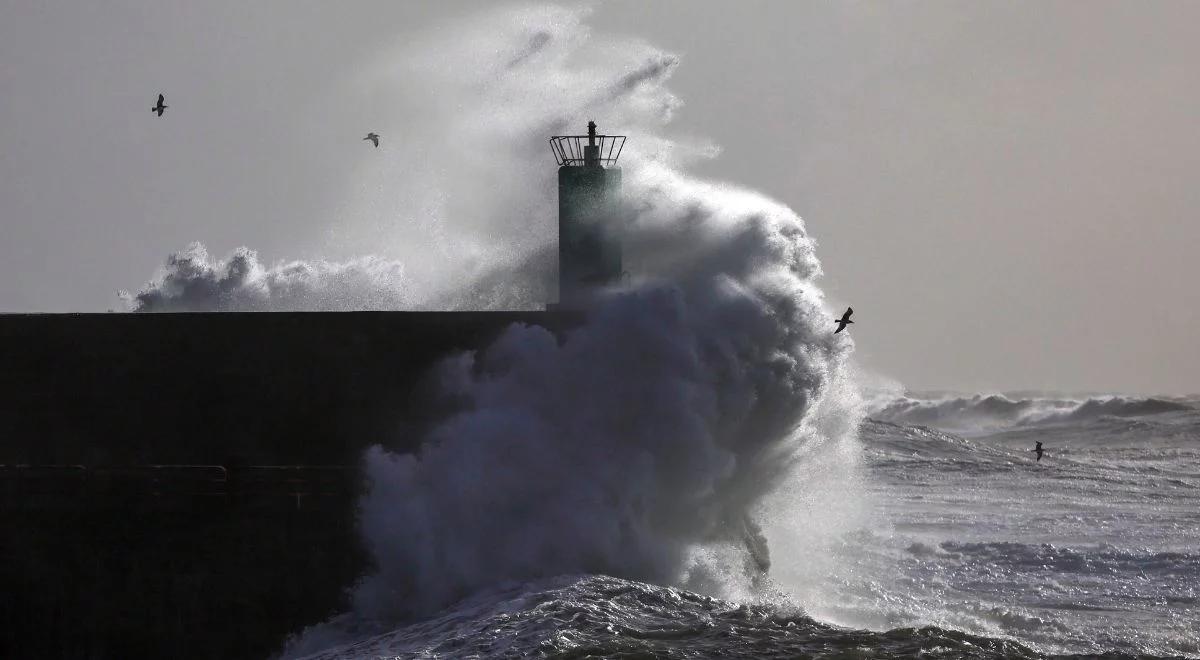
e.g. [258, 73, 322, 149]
[845, 396, 1200, 657]
[287, 395, 1200, 659]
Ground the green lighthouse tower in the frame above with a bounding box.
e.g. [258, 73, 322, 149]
[549, 122, 626, 307]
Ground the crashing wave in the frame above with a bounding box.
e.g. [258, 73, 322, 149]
[272, 5, 866, 656]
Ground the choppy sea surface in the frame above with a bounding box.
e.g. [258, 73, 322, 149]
[293, 394, 1200, 659]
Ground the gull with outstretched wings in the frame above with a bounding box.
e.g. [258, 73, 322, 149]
[834, 307, 854, 334]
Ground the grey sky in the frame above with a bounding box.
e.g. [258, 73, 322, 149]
[1, 1, 1197, 394]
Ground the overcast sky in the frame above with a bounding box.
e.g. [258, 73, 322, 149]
[1, 1, 1197, 394]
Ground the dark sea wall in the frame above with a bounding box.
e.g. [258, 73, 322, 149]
[0, 311, 577, 465]
[0, 311, 577, 659]
[2, 499, 365, 659]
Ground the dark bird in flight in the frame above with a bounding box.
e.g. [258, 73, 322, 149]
[834, 307, 854, 334]
[1032, 441, 1044, 462]
[151, 93, 167, 117]
[363, 132, 380, 148]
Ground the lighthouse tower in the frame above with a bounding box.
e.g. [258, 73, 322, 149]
[549, 122, 625, 307]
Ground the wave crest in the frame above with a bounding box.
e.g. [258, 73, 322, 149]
[288, 575, 1043, 660]
[871, 393, 1192, 434]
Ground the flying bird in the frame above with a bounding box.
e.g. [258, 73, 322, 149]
[1032, 441, 1044, 462]
[151, 93, 167, 117]
[363, 132, 380, 148]
[834, 307, 854, 334]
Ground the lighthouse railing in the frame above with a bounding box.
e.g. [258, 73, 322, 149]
[549, 134, 625, 166]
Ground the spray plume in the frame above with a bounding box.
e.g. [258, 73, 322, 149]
[125, 5, 868, 652]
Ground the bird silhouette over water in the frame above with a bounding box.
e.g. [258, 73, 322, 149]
[1032, 441, 1044, 462]
[151, 93, 167, 117]
[834, 307, 854, 333]
[363, 132, 380, 148]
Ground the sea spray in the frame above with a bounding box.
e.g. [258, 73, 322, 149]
[300, 8, 865, 650]
[122, 243, 414, 312]
[126, 5, 688, 312]
[123, 241, 555, 312]
[349, 184, 857, 619]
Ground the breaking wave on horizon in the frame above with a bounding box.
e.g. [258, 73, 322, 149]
[869, 392, 1194, 435]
